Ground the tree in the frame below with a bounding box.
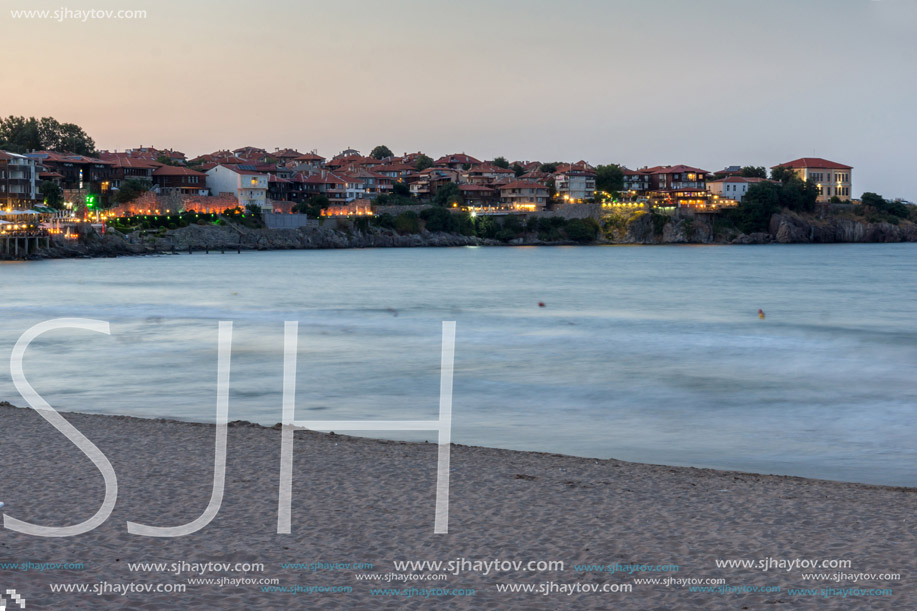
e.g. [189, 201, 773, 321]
[510, 163, 525, 177]
[394, 211, 420, 234]
[861, 192, 909, 219]
[725, 181, 782, 234]
[39, 180, 64, 209]
[770, 165, 797, 184]
[293, 194, 330, 217]
[539, 162, 558, 173]
[415, 154, 433, 171]
[0, 115, 96, 155]
[594, 164, 624, 194]
[420, 206, 456, 232]
[370, 145, 393, 160]
[0, 116, 41, 153]
[740, 166, 767, 179]
[392, 181, 411, 197]
[115, 178, 151, 204]
[492, 156, 509, 169]
[565, 218, 600, 243]
[432, 182, 463, 207]
[156, 154, 177, 166]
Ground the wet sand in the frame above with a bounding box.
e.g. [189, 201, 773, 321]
[0, 402, 913, 609]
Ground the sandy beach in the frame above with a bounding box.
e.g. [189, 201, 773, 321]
[0, 401, 913, 609]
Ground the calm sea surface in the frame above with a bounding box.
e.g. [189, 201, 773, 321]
[2, 244, 915, 485]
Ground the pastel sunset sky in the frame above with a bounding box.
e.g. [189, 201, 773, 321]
[3, 0, 915, 199]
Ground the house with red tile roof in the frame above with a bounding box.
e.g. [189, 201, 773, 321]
[458, 184, 498, 207]
[301, 170, 347, 202]
[498, 180, 550, 211]
[292, 152, 326, 172]
[462, 163, 515, 186]
[374, 162, 416, 181]
[434, 153, 481, 169]
[772, 157, 852, 201]
[706, 176, 770, 203]
[101, 154, 160, 191]
[205, 164, 270, 209]
[553, 163, 596, 202]
[410, 167, 460, 199]
[26, 151, 113, 193]
[152, 165, 208, 196]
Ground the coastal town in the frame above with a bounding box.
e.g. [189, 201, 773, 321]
[2, 139, 872, 253]
[1, 143, 857, 217]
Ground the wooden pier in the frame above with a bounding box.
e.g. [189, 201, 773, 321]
[1, 233, 52, 258]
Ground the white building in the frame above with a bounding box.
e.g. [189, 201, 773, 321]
[553, 164, 596, 202]
[205, 164, 269, 209]
[0, 150, 38, 210]
[706, 176, 769, 202]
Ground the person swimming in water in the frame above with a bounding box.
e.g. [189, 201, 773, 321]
[758, 309, 766, 319]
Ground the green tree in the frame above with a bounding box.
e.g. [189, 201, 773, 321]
[861, 192, 909, 219]
[511, 163, 525, 177]
[724, 181, 782, 234]
[394, 211, 420, 234]
[392, 181, 411, 197]
[0, 115, 96, 155]
[293, 194, 330, 216]
[565, 218, 599, 243]
[415, 154, 434, 171]
[115, 178, 151, 204]
[740, 166, 767, 179]
[594, 164, 624, 194]
[38, 180, 64, 209]
[492, 156, 510, 169]
[420, 206, 456, 232]
[770, 165, 797, 183]
[0, 116, 41, 153]
[539, 162, 559, 173]
[156, 154, 177, 166]
[370, 145, 393, 160]
[432, 182, 463, 207]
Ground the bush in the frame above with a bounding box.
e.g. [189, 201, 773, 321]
[373, 212, 396, 229]
[394, 211, 420, 234]
[565, 218, 599, 243]
[420, 206, 456, 232]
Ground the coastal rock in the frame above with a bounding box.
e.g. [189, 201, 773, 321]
[661, 218, 688, 243]
[731, 232, 772, 245]
[770, 214, 811, 244]
[624, 212, 655, 244]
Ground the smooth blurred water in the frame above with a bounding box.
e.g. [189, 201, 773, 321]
[2, 244, 916, 485]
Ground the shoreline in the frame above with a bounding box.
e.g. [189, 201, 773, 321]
[4, 208, 917, 262]
[2, 401, 907, 491]
[2, 401, 914, 608]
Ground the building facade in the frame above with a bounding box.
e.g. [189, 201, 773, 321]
[772, 157, 853, 202]
[205, 164, 269, 209]
[0, 150, 38, 209]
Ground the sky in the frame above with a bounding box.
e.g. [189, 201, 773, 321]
[2, 0, 916, 199]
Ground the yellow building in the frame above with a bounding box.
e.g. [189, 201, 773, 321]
[772, 158, 853, 202]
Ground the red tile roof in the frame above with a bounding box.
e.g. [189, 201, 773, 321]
[772, 157, 852, 170]
[498, 180, 548, 190]
[707, 176, 769, 184]
[294, 153, 325, 161]
[651, 165, 708, 175]
[152, 165, 207, 177]
[434, 153, 482, 166]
